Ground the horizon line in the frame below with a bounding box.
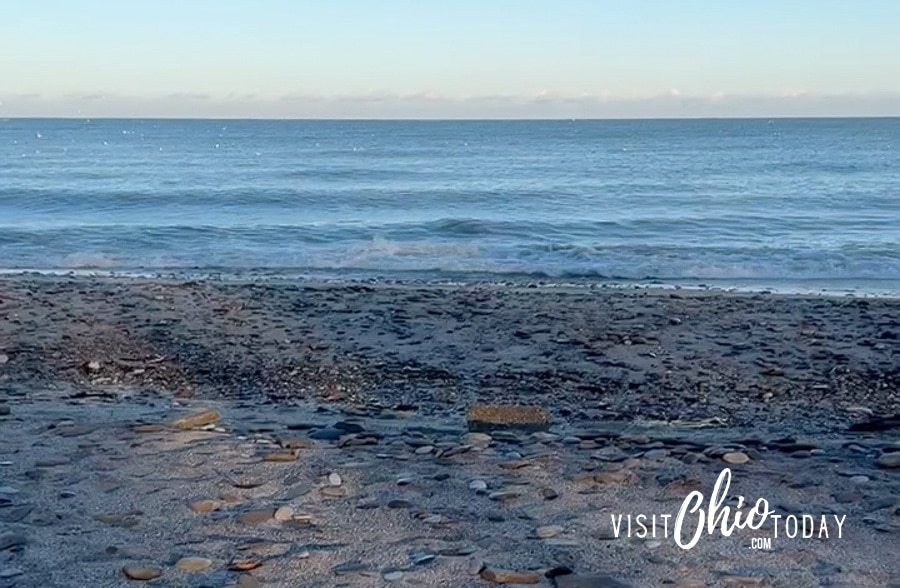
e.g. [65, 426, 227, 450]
[4, 115, 900, 122]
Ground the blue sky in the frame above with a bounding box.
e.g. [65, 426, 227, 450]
[3, 0, 900, 117]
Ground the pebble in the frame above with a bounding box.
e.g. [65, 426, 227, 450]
[415, 445, 434, 454]
[189, 500, 221, 514]
[121, 566, 162, 581]
[469, 479, 488, 492]
[320, 486, 348, 498]
[479, 567, 541, 584]
[328, 472, 343, 486]
[409, 550, 437, 566]
[722, 451, 750, 465]
[237, 510, 274, 525]
[169, 409, 221, 430]
[383, 571, 404, 581]
[536, 525, 563, 538]
[488, 490, 521, 501]
[423, 514, 447, 524]
[274, 506, 294, 521]
[541, 487, 559, 500]
[877, 452, 900, 469]
[388, 499, 413, 509]
[175, 557, 213, 573]
[263, 452, 297, 462]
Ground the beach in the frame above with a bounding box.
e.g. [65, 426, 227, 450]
[0, 276, 897, 587]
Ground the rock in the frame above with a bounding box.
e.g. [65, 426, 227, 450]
[263, 451, 298, 462]
[189, 500, 221, 514]
[0, 532, 26, 552]
[488, 490, 521, 502]
[409, 550, 437, 566]
[133, 424, 165, 433]
[469, 479, 488, 492]
[723, 452, 750, 465]
[388, 499, 413, 509]
[877, 452, 900, 469]
[467, 404, 551, 433]
[169, 410, 221, 430]
[237, 510, 274, 525]
[384, 570, 404, 581]
[175, 557, 213, 573]
[463, 432, 493, 448]
[86, 360, 101, 372]
[541, 487, 559, 500]
[121, 566, 162, 581]
[0, 353, 8, 364]
[320, 486, 348, 498]
[536, 525, 564, 538]
[0, 405, 9, 417]
[328, 472, 343, 486]
[480, 567, 541, 584]
[274, 506, 294, 521]
[415, 445, 434, 455]
[721, 577, 766, 587]
[333, 561, 369, 575]
[423, 514, 447, 524]
[229, 559, 263, 571]
[555, 574, 633, 588]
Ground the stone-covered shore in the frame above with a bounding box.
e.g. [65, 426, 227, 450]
[0, 276, 897, 587]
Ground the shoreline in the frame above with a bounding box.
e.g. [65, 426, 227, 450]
[1, 270, 899, 300]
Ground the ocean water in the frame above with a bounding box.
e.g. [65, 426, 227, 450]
[1, 118, 898, 294]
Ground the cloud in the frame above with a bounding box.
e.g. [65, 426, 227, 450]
[2, 90, 899, 118]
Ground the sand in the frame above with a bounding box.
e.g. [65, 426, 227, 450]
[0, 276, 898, 587]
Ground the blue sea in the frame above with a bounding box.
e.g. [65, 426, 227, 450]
[1, 118, 898, 295]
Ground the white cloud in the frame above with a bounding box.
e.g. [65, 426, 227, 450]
[1, 91, 899, 119]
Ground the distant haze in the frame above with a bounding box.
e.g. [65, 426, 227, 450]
[3, 0, 900, 118]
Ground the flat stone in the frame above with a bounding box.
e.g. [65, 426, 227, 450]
[536, 525, 563, 538]
[388, 499, 413, 509]
[333, 561, 369, 575]
[175, 557, 213, 573]
[274, 506, 294, 521]
[480, 567, 541, 584]
[263, 452, 298, 462]
[488, 490, 521, 502]
[237, 510, 274, 525]
[409, 550, 437, 566]
[189, 500, 221, 514]
[320, 486, 348, 499]
[877, 452, 900, 469]
[467, 405, 551, 433]
[121, 566, 162, 581]
[384, 570, 404, 581]
[133, 424, 165, 433]
[169, 410, 221, 430]
[723, 452, 750, 465]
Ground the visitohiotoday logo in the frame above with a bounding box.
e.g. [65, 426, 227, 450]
[610, 468, 847, 550]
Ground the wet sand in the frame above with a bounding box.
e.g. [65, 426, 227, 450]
[0, 276, 898, 587]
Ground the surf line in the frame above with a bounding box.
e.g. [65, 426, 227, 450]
[609, 468, 847, 549]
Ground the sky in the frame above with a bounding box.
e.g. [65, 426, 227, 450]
[2, 0, 900, 118]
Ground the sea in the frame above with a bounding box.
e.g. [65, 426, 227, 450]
[1, 118, 898, 295]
